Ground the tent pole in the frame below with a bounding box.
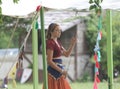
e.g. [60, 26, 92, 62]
[32, 20, 39, 89]
[106, 9, 114, 89]
[40, 6, 48, 89]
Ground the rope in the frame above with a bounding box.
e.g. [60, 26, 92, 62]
[0, 8, 40, 89]
[6, 11, 40, 76]
[66, 26, 77, 80]
[20, 11, 39, 51]
[66, 56, 72, 72]
[0, 18, 19, 68]
[0, 11, 39, 69]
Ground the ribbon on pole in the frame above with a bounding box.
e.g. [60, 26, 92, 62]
[93, 11, 102, 89]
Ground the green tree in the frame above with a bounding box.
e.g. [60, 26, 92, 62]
[85, 10, 120, 71]
[0, 16, 31, 48]
[0, 0, 20, 23]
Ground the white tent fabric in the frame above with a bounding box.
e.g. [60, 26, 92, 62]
[1, 0, 41, 16]
[41, 0, 120, 10]
[1, 0, 120, 17]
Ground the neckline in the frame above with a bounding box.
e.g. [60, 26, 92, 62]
[52, 39, 60, 48]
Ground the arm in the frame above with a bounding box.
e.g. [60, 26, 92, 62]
[62, 37, 77, 57]
[47, 49, 63, 73]
[47, 49, 67, 77]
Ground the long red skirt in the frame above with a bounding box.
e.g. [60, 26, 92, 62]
[43, 73, 71, 89]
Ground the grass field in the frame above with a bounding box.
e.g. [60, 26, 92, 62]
[5, 82, 120, 89]
[71, 82, 120, 89]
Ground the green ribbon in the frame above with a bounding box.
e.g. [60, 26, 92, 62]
[35, 21, 39, 30]
[98, 15, 102, 30]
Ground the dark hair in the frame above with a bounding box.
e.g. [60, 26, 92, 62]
[46, 23, 59, 39]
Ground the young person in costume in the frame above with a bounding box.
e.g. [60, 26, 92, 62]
[45, 23, 76, 89]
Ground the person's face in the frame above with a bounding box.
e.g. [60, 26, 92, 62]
[51, 26, 62, 38]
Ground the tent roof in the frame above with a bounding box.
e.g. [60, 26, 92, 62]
[1, 0, 120, 17]
[38, 10, 90, 31]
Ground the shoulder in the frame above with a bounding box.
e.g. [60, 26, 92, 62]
[46, 39, 55, 47]
[46, 39, 55, 50]
[47, 39, 54, 44]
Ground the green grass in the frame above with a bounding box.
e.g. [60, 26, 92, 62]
[5, 81, 120, 89]
[70, 82, 120, 89]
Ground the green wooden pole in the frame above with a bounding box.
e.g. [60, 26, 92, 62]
[40, 6, 48, 89]
[106, 9, 114, 89]
[32, 20, 38, 89]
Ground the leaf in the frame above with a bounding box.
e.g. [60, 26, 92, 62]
[101, 0, 103, 2]
[89, 4, 96, 10]
[95, 0, 99, 6]
[0, 0, 2, 4]
[95, 8, 102, 14]
[0, 7, 2, 23]
[13, 0, 19, 3]
[89, 0, 94, 4]
[96, 0, 103, 3]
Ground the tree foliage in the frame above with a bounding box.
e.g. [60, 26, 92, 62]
[0, 16, 31, 48]
[85, 10, 120, 71]
[0, 0, 20, 23]
[89, 0, 103, 14]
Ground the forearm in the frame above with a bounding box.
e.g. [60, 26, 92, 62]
[47, 60, 63, 73]
[63, 37, 76, 57]
[65, 43, 75, 57]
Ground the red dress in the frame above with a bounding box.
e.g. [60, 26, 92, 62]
[43, 39, 71, 89]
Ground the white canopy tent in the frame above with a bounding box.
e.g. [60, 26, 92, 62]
[1, 0, 119, 89]
[1, 0, 120, 17]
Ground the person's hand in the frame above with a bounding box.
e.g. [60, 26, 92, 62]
[70, 36, 77, 46]
[61, 70, 68, 78]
